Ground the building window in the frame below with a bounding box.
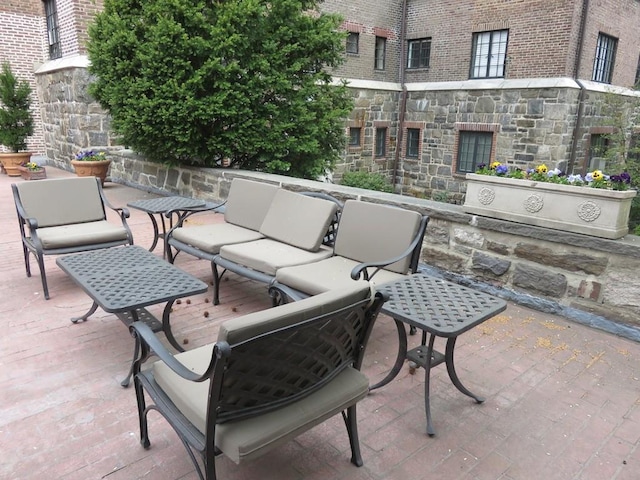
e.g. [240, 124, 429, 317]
[593, 33, 617, 84]
[470, 30, 508, 79]
[349, 127, 362, 147]
[407, 38, 431, 69]
[406, 128, 421, 158]
[588, 133, 610, 171]
[346, 32, 359, 54]
[375, 127, 387, 157]
[635, 54, 640, 88]
[375, 37, 386, 70]
[456, 131, 493, 173]
[43, 0, 62, 60]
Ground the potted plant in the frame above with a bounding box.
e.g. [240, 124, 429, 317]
[18, 161, 46, 180]
[0, 62, 34, 176]
[71, 150, 112, 185]
[463, 162, 637, 239]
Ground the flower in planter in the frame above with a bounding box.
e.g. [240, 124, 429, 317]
[75, 150, 107, 161]
[475, 162, 632, 191]
[22, 161, 42, 171]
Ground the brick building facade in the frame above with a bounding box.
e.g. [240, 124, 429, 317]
[1, 0, 640, 201]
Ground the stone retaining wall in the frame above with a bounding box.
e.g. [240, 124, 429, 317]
[106, 151, 640, 342]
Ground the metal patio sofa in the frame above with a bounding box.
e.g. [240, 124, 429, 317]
[270, 199, 429, 303]
[130, 282, 386, 480]
[12, 176, 133, 299]
[166, 178, 341, 304]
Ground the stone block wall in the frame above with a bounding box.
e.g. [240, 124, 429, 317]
[104, 154, 640, 341]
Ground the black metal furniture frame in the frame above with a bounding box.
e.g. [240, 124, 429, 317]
[374, 274, 507, 436]
[56, 245, 208, 386]
[130, 287, 387, 480]
[127, 196, 207, 258]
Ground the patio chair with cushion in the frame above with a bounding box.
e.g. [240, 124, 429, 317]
[130, 282, 386, 480]
[270, 199, 429, 303]
[12, 176, 133, 299]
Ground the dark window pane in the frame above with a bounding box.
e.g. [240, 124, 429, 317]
[375, 37, 386, 70]
[588, 133, 610, 170]
[407, 39, 431, 69]
[592, 33, 617, 84]
[44, 0, 62, 59]
[375, 127, 387, 156]
[346, 32, 359, 54]
[349, 127, 361, 146]
[470, 30, 508, 79]
[406, 128, 420, 157]
[457, 131, 493, 173]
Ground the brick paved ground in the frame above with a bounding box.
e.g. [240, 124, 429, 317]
[1, 167, 639, 480]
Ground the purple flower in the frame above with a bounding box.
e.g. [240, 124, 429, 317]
[495, 165, 508, 175]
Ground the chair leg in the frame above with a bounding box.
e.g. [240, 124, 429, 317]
[342, 406, 363, 467]
[211, 263, 221, 305]
[35, 252, 50, 300]
[22, 245, 32, 278]
[134, 378, 151, 449]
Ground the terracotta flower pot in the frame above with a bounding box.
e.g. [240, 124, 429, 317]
[71, 158, 112, 185]
[0, 152, 32, 177]
[18, 164, 46, 180]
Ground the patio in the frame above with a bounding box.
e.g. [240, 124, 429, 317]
[1, 167, 639, 480]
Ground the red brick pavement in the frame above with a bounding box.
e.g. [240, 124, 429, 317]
[1, 167, 639, 480]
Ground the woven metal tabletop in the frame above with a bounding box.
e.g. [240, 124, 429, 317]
[56, 245, 208, 312]
[127, 196, 205, 214]
[378, 274, 507, 337]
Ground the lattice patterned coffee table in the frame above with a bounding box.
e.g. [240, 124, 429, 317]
[57, 245, 208, 385]
[374, 273, 507, 436]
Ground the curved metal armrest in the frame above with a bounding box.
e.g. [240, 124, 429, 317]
[350, 215, 429, 281]
[130, 321, 229, 383]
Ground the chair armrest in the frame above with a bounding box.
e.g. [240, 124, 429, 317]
[130, 321, 230, 382]
[350, 215, 429, 281]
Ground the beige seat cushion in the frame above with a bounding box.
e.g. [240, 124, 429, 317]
[35, 220, 130, 249]
[259, 189, 337, 251]
[171, 223, 264, 254]
[223, 179, 279, 230]
[152, 284, 372, 463]
[17, 177, 106, 227]
[219, 239, 333, 276]
[275, 255, 407, 296]
[334, 200, 422, 274]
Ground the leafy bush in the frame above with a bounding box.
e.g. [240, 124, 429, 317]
[0, 63, 33, 152]
[340, 171, 393, 193]
[86, 0, 353, 179]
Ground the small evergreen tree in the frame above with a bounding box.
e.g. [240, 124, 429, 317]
[87, 0, 353, 179]
[0, 63, 34, 152]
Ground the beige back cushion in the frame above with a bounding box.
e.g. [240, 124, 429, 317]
[334, 200, 422, 274]
[218, 283, 371, 345]
[16, 177, 106, 228]
[224, 179, 279, 231]
[259, 189, 337, 251]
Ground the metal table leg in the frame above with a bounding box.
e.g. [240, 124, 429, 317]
[369, 318, 407, 391]
[444, 337, 484, 403]
[71, 301, 99, 323]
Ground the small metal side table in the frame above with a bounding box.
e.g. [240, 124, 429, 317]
[373, 273, 507, 436]
[127, 196, 206, 258]
[57, 245, 208, 386]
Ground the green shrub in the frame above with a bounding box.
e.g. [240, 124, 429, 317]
[86, 0, 353, 179]
[340, 171, 393, 193]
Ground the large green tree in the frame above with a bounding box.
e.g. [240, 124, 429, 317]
[87, 0, 352, 179]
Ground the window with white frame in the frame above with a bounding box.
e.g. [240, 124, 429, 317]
[375, 37, 386, 70]
[470, 30, 508, 79]
[43, 0, 62, 59]
[592, 33, 617, 84]
[407, 38, 431, 69]
[456, 131, 493, 173]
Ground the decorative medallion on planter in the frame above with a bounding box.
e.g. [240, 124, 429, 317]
[464, 173, 636, 239]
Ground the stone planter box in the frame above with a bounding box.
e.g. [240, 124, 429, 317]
[18, 164, 47, 180]
[463, 173, 637, 239]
